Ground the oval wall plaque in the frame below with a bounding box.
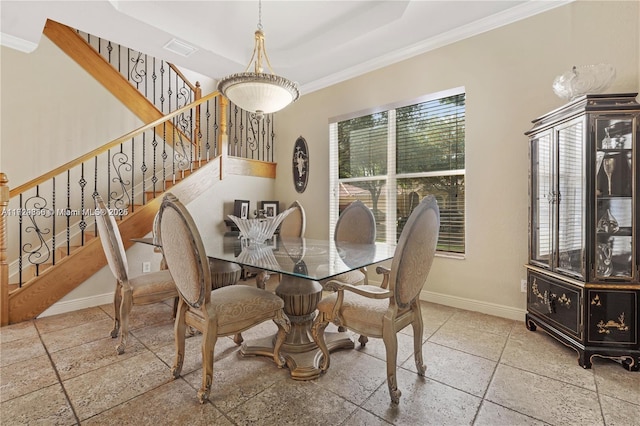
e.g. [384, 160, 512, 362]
[293, 136, 309, 193]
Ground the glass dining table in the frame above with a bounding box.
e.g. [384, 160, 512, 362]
[136, 232, 396, 380]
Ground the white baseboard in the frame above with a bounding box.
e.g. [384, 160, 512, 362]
[420, 290, 526, 321]
[37, 287, 526, 322]
[38, 292, 114, 318]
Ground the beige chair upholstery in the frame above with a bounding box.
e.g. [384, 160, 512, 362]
[331, 200, 376, 286]
[252, 200, 306, 289]
[155, 210, 242, 290]
[311, 195, 439, 404]
[93, 194, 177, 355]
[158, 193, 290, 403]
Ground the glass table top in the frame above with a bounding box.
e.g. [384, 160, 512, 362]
[203, 234, 396, 281]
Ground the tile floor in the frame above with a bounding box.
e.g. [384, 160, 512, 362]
[1, 279, 639, 425]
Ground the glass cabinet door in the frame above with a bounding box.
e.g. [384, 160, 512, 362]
[531, 132, 553, 268]
[556, 119, 585, 278]
[594, 116, 635, 280]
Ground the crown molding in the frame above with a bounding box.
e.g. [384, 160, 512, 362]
[0, 32, 39, 53]
[302, 0, 574, 94]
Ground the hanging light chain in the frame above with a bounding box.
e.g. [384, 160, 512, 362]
[257, 0, 263, 30]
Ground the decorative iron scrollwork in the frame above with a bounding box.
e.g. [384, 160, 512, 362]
[22, 195, 51, 266]
[110, 151, 132, 209]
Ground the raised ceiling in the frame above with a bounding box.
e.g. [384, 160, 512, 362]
[1, 0, 571, 94]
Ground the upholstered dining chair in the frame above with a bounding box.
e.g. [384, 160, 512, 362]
[93, 194, 178, 355]
[252, 200, 306, 289]
[158, 192, 290, 403]
[330, 200, 376, 286]
[311, 195, 439, 404]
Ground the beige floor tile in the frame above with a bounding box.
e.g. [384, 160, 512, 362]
[350, 330, 416, 366]
[342, 408, 394, 425]
[35, 307, 110, 334]
[428, 320, 508, 361]
[39, 318, 115, 354]
[0, 383, 76, 425]
[446, 309, 516, 336]
[99, 300, 176, 331]
[130, 320, 176, 351]
[0, 321, 38, 345]
[592, 358, 640, 406]
[0, 355, 59, 403]
[474, 400, 549, 425]
[403, 341, 496, 397]
[362, 368, 481, 425]
[599, 394, 640, 426]
[226, 379, 358, 426]
[0, 335, 48, 367]
[500, 331, 597, 391]
[314, 349, 388, 405]
[63, 351, 172, 421]
[182, 351, 290, 412]
[154, 332, 241, 376]
[50, 335, 147, 381]
[485, 364, 604, 425]
[82, 378, 230, 425]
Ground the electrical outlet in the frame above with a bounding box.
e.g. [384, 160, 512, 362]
[142, 261, 151, 273]
[520, 279, 527, 293]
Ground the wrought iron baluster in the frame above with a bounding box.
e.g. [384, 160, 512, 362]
[162, 122, 168, 190]
[130, 51, 146, 89]
[152, 131, 158, 199]
[160, 62, 165, 113]
[205, 100, 211, 161]
[142, 132, 147, 205]
[52, 177, 56, 265]
[110, 144, 132, 210]
[130, 138, 135, 215]
[18, 193, 22, 286]
[93, 156, 99, 236]
[79, 163, 87, 245]
[152, 58, 157, 108]
[66, 170, 71, 257]
[107, 149, 111, 208]
[23, 185, 51, 278]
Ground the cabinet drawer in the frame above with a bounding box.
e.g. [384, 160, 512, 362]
[528, 271, 582, 339]
[587, 289, 638, 346]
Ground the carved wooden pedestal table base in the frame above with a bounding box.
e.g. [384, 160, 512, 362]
[240, 275, 354, 380]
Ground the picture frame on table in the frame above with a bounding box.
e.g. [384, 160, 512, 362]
[260, 201, 279, 218]
[234, 200, 250, 219]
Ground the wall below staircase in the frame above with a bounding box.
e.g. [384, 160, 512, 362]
[40, 174, 275, 317]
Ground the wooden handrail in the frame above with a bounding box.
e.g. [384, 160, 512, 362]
[10, 91, 223, 198]
[1, 173, 9, 326]
[168, 64, 198, 93]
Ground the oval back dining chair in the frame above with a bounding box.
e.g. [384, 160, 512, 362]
[312, 195, 439, 404]
[331, 200, 376, 286]
[279, 200, 306, 238]
[158, 192, 290, 403]
[93, 194, 177, 355]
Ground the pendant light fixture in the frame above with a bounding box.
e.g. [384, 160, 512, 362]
[217, 0, 299, 119]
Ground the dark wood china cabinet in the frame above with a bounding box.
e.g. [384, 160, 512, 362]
[525, 93, 639, 371]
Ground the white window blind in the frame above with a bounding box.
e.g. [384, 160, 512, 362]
[330, 88, 466, 254]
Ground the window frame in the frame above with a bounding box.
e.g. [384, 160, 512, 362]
[329, 86, 466, 257]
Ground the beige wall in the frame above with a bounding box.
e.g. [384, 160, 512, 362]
[0, 37, 143, 186]
[273, 1, 639, 319]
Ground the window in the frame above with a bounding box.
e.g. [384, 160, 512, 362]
[329, 87, 465, 254]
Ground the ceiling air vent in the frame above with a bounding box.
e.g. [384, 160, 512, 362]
[163, 38, 197, 57]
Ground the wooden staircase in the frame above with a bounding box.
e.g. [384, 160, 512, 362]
[4, 158, 223, 324]
[0, 19, 279, 326]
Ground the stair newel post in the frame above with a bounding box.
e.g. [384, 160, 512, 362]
[194, 82, 202, 161]
[1, 173, 9, 325]
[219, 95, 229, 179]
